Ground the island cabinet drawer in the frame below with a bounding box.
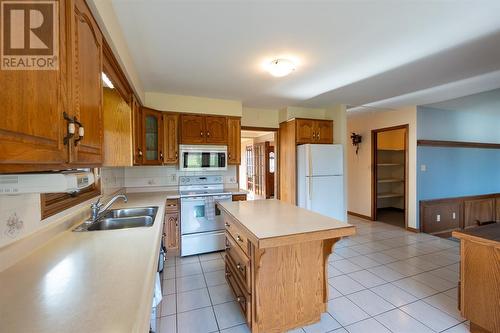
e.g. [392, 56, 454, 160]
[224, 214, 250, 256]
[225, 257, 252, 325]
[225, 234, 251, 292]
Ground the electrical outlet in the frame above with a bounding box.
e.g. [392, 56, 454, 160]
[452, 212, 456, 219]
[420, 164, 427, 172]
[436, 214, 441, 222]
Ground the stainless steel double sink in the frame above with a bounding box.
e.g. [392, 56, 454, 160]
[74, 206, 158, 231]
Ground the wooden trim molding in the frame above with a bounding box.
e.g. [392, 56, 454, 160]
[347, 211, 373, 221]
[241, 126, 278, 132]
[406, 226, 419, 233]
[417, 140, 500, 149]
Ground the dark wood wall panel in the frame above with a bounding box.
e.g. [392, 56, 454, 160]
[464, 198, 495, 228]
[420, 193, 500, 234]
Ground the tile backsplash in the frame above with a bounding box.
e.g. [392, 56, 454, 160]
[123, 165, 238, 188]
[0, 165, 238, 251]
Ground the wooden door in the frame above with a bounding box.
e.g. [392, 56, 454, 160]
[266, 145, 275, 198]
[163, 113, 179, 164]
[132, 95, 143, 165]
[205, 116, 228, 144]
[315, 120, 334, 144]
[227, 117, 241, 164]
[165, 199, 180, 250]
[142, 108, 163, 165]
[295, 119, 315, 144]
[0, 0, 69, 172]
[71, 0, 104, 165]
[180, 114, 206, 144]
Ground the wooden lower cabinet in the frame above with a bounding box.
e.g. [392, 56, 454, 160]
[453, 225, 500, 333]
[232, 194, 247, 201]
[164, 199, 179, 250]
[223, 211, 344, 333]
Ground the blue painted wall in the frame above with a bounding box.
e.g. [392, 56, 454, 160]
[416, 93, 500, 226]
[417, 146, 500, 201]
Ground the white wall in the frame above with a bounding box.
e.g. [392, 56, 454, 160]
[241, 107, 279, 128]
[145, 92, 242, 116]
[87, 0, 145, 102]
[347, 106, 418, 228]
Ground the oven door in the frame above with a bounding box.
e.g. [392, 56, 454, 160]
[180, 195, 232, 235]
[179, 145, 227, 171]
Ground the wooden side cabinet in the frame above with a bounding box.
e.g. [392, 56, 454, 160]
[165, 199, 180, 250]
[71, 0, 104, 165]
[141, 108, 163, 165]
[227, 117, 241, 164]
[295, 119, 333, 145]
[163, 113, 179, 165]
[0, 0, 105, 172]
[180, 114, 206, 144]
[132, 95, 143, 165]
[205, 116, 228, 144]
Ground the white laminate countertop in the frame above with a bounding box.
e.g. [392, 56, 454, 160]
[0, 192, 168, 333]
[218, 199, 355, 246]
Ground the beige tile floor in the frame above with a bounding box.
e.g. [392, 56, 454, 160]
[156, 216, 470, 333]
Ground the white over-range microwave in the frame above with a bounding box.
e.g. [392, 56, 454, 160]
[179, 145, 228, 171]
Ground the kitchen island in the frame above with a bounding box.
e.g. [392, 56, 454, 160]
[218, 199, 355, 333]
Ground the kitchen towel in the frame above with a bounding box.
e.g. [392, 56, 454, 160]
[205, 196, 216, 221]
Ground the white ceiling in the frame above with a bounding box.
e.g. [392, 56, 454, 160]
[111, 0, 500, 109]
[423, 88, 500, 111]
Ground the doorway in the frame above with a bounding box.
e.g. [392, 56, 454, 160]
[239, 128, 277, 200]
[372, 125, 408, 228]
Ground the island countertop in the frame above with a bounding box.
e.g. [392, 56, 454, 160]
[218, 199, 355, 248]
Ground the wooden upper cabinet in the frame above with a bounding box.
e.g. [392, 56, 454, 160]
[163, 113, 179, 164]
[180, 114, 206, 144]
[227, 117, 241, 164]
[296, 119, 316, 144]
[295, 119, 333, 144]
[132, 95, 143, 165]
[315, 120, 333, 144]
[71, 0, 104, 165]
[0, 0, 69, 172]
[142, 108, 163, 165]
[205, 116, 228, 144]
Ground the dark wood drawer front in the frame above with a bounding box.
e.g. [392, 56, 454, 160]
[225, 257, 251, 325]
[225, 234, 251, 292]
[224, 214, 250, 256]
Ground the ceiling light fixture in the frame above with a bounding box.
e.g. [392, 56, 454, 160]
[266, 58, 296, 77]
[101, 72, 114, 89]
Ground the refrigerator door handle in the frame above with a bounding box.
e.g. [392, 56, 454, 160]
[308, 177, 312, 201]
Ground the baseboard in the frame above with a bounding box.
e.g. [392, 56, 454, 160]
[347, 211, 373, 221]
[406, 226, 419, 233]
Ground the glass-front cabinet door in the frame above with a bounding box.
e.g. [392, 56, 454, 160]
[142, 108, 163, 165]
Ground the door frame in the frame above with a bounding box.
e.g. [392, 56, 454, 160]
[371, 124, 409, 228]
[240, 126, 279, 199]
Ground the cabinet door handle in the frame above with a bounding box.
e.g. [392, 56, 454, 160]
[317, 131, 320, 140]
[160, 151, 164, 161]
[74, 120, 84, 146]
[200, 131, 204, 137]
[236, 263, 244, 272]
[225, 222, 230, 228]
[207, 131, 210, 137]
[138, 148, 143, 157]
[237, 235, 243, 242]
[175, 151, 178, 159]
[236, 296, 245, 303]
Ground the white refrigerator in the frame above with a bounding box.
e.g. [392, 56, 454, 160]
[297, 144, 345, 222]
